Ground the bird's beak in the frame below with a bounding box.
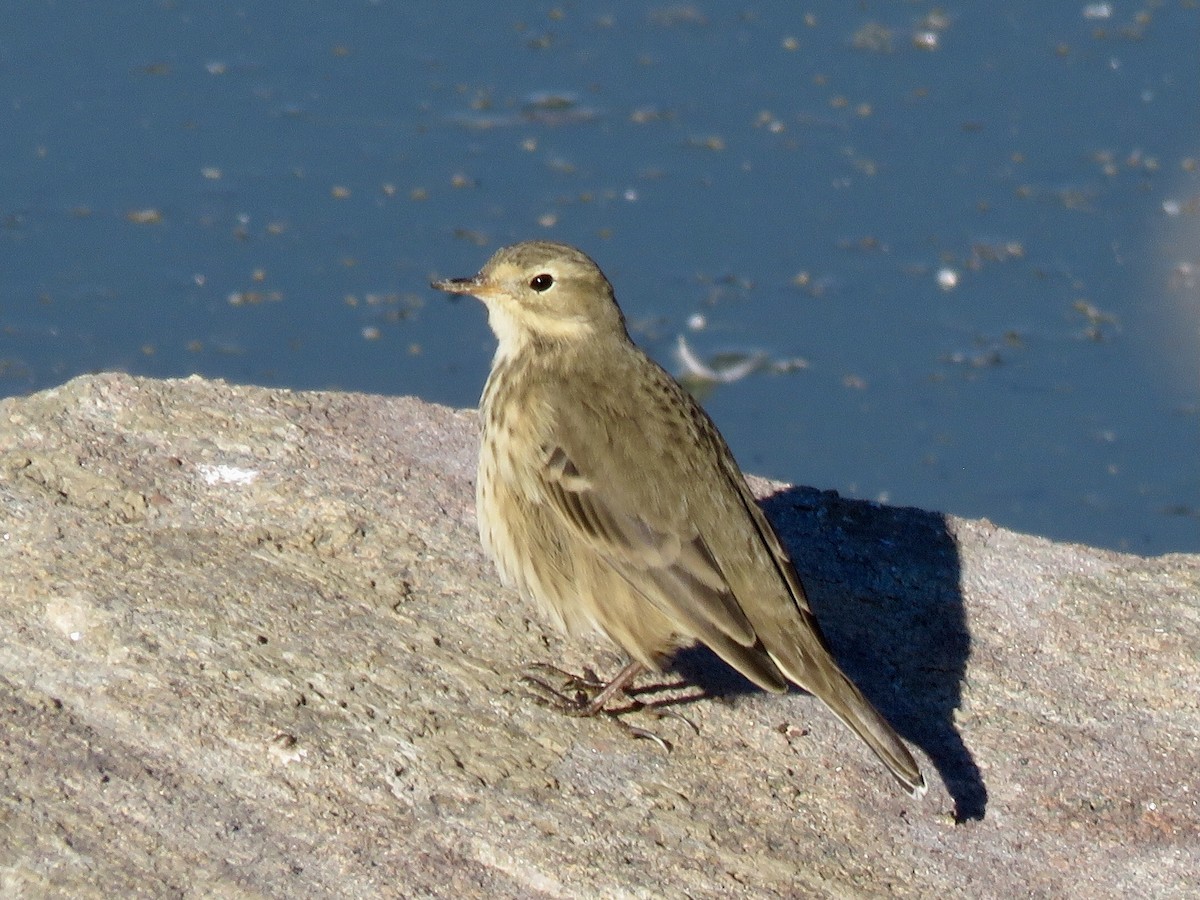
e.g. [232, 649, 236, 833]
[431, 274, 501, 300]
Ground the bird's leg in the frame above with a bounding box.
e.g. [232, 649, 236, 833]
[520, 660, 679, 749]
[522, 662, 609, 693]
[521, 659, 703, 745]
[521, 660, 645, 714]
[579, 660, 645, 715]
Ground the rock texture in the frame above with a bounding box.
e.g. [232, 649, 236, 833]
[1, 373, 1196, 898]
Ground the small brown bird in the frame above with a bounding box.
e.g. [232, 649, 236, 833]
[433, 241, 926, 797]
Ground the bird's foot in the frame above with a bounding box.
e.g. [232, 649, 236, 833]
[518, 660, 678, 751]
[519, 663, 633, 717]
[521, 662, 609, 699]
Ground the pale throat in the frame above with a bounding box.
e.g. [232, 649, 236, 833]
[486, 302, 593, 364]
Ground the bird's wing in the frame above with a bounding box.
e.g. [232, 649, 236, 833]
[530, 370, 813, 690]
[539, 441, 756, 638]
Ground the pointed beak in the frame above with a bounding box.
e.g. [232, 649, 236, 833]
[431, 273, 501, 301]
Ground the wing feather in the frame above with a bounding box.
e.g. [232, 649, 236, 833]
[539, 448, 759, 648]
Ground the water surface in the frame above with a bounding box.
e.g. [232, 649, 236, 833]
[3, 2, 1197, 554]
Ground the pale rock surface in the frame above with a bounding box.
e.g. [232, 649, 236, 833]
[0, 374, 1196, 897]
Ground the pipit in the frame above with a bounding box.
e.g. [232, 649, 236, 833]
[432, 241, 926, 797]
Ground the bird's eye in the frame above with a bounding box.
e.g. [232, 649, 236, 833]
[529, 273, 555, 292]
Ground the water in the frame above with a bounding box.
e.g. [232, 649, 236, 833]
[2, 2, 1197, 555]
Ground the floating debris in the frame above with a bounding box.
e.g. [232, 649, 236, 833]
[649, 5, 708, 27]
[453, 228, 489, 246]
[685, 135, 727, 152]
[768, 356, 810, 374]
[852, 22, 894, 53]
[967, 240, 1025, 268]
[1072, 299, 1120, 341]
[940, 331, 1024, 370]
[912, 30, 939, 51]
[448, 92, 602, 129]
[676, 335, 766, 385]
[1169, 262, 1196, 292]
[227, 290, 283, 306]
[125, 208, 163, 225]
[936, 267, 960, 290]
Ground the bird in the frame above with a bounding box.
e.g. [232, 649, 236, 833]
[432, 240, 926, 797]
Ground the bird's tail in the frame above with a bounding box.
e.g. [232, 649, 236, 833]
[814, 665, 927, 798]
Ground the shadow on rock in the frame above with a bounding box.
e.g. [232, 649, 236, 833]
[672, 485, 985, 821]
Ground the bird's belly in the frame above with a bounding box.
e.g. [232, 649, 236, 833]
[477, 435, 683, 669]
[476, 443, 582, 635]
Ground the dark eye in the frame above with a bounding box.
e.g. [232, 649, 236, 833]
[529, 273, 555, 292]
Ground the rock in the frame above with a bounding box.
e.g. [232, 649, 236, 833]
[0, 373, 1196, 897]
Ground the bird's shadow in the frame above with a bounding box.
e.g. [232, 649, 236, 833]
[671, 485, 986, 821]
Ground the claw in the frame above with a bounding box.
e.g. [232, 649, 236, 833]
[519, 673, 591, 711]
[642, 704, 700, 736]
[517, 659, 678, 750]
[522, 662, 606, 693]
[621, 722, 673, 752]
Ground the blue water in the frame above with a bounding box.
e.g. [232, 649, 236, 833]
[3, 2, 1197, 554]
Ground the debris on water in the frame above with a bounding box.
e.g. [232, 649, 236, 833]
[447, 92, 602, 129]
[790, 271, 839, 298]
[1072, 300, 1120, 342]
[125, 208, 163, 225]
[675, 335, 767, 385]
[940, 332, 1024, 371]
[769, 356, 810, 374]
[453, 228, 489, 246]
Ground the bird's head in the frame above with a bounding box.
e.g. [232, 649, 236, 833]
[433, 241, 627, 356]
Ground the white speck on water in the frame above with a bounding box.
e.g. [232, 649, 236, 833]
[936, 268, 959, 290]
[199, 464, 259, 486]
[687, 313, 707, 331]
[1082, 3, 1113, 20]
[912, 30, 939, 51]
